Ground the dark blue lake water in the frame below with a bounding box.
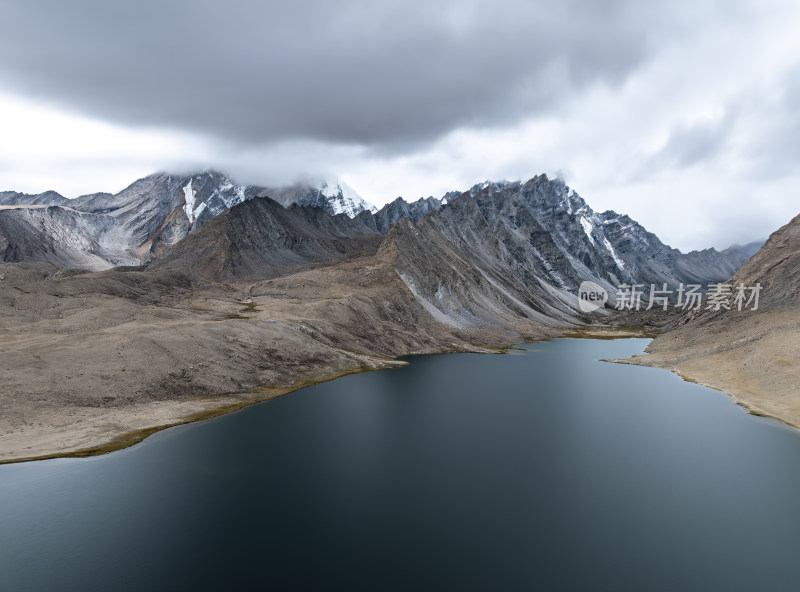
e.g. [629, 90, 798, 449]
[1, 338, 799, 591]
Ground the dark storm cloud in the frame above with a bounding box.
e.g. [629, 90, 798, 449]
[0, 0, 703, 150]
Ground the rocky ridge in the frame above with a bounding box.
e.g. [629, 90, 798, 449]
[0, 171, 778, 462]
[1, 172, 759, 287]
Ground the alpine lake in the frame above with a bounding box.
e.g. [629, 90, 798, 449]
[2, 338, 799, 591]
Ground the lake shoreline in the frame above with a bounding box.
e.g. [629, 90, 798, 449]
[11, 319, 794, 466]
[5, 334, 800, 591]
[619, 306, 800, 434]
[0, 327, 649, 465]
[618, 355, 800, 433]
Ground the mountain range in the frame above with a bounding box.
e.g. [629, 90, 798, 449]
[0, 171, 379, 268]
[0, 169, 778, 462]
[0, 171, 760, 295]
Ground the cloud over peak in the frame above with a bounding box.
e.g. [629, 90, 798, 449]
[0, 0, 703, 149]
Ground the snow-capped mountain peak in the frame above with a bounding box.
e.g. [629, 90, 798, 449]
[318, 179, 377, 217]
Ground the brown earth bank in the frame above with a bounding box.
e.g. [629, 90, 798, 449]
[623, 212, 800, 430]
[3, 251, 797, 463]
[619, 307, 800, 430]
[0, 257, 589, 464]
[2, 251, 796, 463]
[3, 256, 797, 463]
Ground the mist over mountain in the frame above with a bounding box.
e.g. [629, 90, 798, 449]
[264, 179, 377, 218]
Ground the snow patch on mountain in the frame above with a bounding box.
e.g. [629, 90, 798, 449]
[580, 216, 596, 246]
[182, 180, 197, 223]
[194, 201, 207, 219]
[563, 189, 575, 215]
[319, 180, 377, 217]
[602, 236, 626, 270]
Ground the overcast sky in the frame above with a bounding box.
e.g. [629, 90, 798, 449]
[1, 0, 798, 251]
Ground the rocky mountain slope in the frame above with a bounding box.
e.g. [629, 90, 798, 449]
[0, 171, 262, 267]
[0, 171, 775, 462]
[149, 197, 382, 282]
[359, 196, 443, 233]
[0, 172, 380, 269]
[1, 171, 759, 284]
[381, 175, 762, 325]
[0, 205, 134, 268]
[627, 212, 800, 428]
[0, 190, 69, 207]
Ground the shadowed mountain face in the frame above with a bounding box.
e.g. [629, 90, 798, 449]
[598, 212, 761, 286]
[660, 210, 800, 331]
[379, 197, 587, 330]
[453, 176, 761, 289]
[148, 197, 382, 282]
[359, 196, 444, 234]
